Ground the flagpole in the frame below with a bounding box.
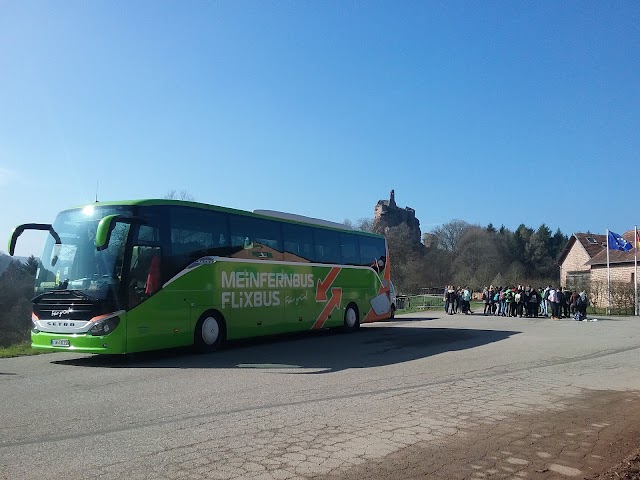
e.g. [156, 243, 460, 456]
[635, 225, 638, 316]
[607, 228, 611, 315]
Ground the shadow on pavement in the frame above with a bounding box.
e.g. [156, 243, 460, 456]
[52, 322, 519, 373]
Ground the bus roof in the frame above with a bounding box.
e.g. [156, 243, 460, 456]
[65, 199, 384, 238]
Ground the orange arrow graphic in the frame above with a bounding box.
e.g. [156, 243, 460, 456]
[315, 267, 341, 301]
[312, 288, 342, 329]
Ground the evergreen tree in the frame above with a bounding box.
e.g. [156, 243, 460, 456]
[23, 255, 39, 275]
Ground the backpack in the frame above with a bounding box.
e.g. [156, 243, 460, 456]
[577, 293, 589, 307]
[514, 293, 521, 302]
[493, 293, 499, 302]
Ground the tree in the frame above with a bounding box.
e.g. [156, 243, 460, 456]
[0, 260, 35, 346]
[451, 227, 501, 289]
[504, 261, 527, 285]
[525, 232, 555, 278]
[432, 219, 472, 253]
[491, 272, 504, 288]
[164, 190, 195, 201]
[511, 224, 533, 260]
[383, 224, 426, 294]
[536, 224, 552, 248]
[551, 228, 569, 259]
[385, 224, 417, 266]
[343, 217, 374, 232]
[23, 255, 38, 275]
[423, 247, 452, 287]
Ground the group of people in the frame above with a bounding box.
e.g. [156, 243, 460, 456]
[443, 286, 473, 315]
[444, 285, 591, 321]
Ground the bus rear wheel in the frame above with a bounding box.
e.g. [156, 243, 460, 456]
[343, 303, 360, 332]
[194, 312, 226, 353]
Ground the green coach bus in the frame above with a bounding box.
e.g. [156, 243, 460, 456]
[8, 200, 392, 354]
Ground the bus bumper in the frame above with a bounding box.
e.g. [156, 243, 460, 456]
[31, 327, 127, 354]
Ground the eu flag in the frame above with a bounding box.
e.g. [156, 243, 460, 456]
[608, 230, 633, 251]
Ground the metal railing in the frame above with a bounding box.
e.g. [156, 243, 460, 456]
[396, 294, 445, 311]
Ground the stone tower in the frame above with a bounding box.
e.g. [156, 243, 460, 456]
[372, 190, 421, 246]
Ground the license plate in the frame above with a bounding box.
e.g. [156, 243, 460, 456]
[51, 339, 70, 347]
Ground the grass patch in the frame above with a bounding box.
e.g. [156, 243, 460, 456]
[0, 341, 46, 358]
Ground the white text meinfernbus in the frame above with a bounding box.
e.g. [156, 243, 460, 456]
[8, 200, 393, 354]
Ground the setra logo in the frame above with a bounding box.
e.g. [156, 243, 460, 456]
[46, 321, 76, 327]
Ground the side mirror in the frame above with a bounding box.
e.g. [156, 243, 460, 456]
[95, 215, 147, 251]
[8, 223, 61, 256]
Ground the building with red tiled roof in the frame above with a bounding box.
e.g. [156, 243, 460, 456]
[558, 233, 607, 288]
[559, 231, 639, 309]
[587, 230, 639, 287]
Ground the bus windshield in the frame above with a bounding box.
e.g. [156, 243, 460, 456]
[35, 206, 133, 299]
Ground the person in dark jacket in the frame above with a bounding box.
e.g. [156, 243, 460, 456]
[482, 287, 491, 315]
[556, 287, 565, 319]
[569, 290, 580, 317]
[528, 288, 540, 318]
[563, 288, 572, 318]
[522, 287, 532, 317]
[446, 287, 457, 315]
[576, 291, 589, 320]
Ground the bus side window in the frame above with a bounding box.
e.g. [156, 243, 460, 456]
[167, 207, 231, 276]
[282, 224, 313, 262]
[313, 228, 340, 264]
[359, 236, 386, 268]
[340, 233, 360, 265]
[229, 215, 284, 260]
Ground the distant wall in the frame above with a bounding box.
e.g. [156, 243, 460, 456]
[560, 242, 590, 287]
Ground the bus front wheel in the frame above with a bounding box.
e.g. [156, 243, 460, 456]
[343, 303, 360, 332]
[194, 312, 226, 353]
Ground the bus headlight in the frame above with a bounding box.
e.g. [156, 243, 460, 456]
[89, 317, 120, 336]
[31, 313, 40, 333]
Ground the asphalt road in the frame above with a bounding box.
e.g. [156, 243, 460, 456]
[2, 311, 640, 479]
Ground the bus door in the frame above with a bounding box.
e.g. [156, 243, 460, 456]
[126, 228, 190, 351]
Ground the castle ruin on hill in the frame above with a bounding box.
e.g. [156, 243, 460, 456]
[372, 190, 422, 246]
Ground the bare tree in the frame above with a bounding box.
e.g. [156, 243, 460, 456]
[451, 227, 501, 289]
[343, 217, 374, 232]
[164, 190, 196, 201]
[432, 219, 472, 253]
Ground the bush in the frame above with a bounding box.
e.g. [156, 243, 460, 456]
[0, 259, 35, 347]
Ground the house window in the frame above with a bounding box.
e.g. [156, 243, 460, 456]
[586, 237, 598, 244]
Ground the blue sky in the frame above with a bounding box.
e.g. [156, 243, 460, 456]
[1, 1, 638, 257]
